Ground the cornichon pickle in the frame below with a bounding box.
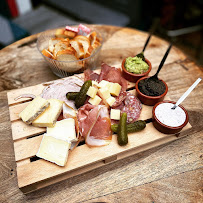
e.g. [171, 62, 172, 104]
[66, 92, 78, 100]
[117, 112, 128, 146]
[75, 80, 92, 108]
[111, 120, 146, 133]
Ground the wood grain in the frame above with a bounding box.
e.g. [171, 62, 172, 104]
[0, 25, 202, 202]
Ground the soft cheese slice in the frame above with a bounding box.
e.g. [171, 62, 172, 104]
[109, 83, 121, 96]
[110, 109, 121, 120]
[36, 134, 71, 166]
[19, 96, 50, 124]
[87, 86, 98, 98]
[32, 99, 63, 127]
[47, 118, 77, 142]
[88, 95, 102, 105]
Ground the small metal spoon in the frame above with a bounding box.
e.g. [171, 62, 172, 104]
[172, 77, 202, 109]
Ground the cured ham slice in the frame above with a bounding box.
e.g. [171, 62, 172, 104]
[41, 77, 84, 109]
[84, 69, 99, 81]
[78, 104, 112, 146]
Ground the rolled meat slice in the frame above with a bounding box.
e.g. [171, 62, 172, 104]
[78, 104, 112, 147]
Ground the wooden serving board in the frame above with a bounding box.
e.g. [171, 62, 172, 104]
[7, 72, 191, 194]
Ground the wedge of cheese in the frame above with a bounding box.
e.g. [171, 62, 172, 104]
[36, 134, 71, 166]
[109, 83, 121, 96]
[32, 99, 63, 127]
[98, 80, 111, 89]
[110, 109, 121, 120]
[47, 118, 77, 142]
[19, 96, 50, 124]
[88, 95, 102, 105]
[87, 86, 98, 98]
[99, 88, 111, 99]
[106, 96, 116, 106]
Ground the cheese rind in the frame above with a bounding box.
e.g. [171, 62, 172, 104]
[99, 88, 111, 99]
[106, 96, 116, 106]
[47, 118, 77, 142]
[87, 86, 98, 98]
[36, 134, 71, 166]
[32, 99, 63, 127]
[19, 96, 50, 124]
[110, 109, 121, 120]
[88, 95, 102, 105]
[109, 83, 121, 96]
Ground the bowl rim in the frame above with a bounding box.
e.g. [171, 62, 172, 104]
[36, 27, 103, 63]
[135, 76, 168, 99]
[152, 100, 189, 130]
[122, 57, 152, 77]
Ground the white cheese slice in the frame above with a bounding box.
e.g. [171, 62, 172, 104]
[106, 96, 116, 106]
[87, 86, 98, 98]
[88, 95, 102, 105]
[32, 99, 63, 127]
[36, 134, 71, 166]
[110, 109, 121, 120]
[98, 80, 111, 89]
[19, 96, 50, 124]
[47, 118, 77, 142]
[109, 83, 121, 96]
[99, 88, 111, 99]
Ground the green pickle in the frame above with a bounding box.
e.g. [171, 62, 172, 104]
[117, 112, 128, 146]
[66, 92, 78, 100]
[111, 120, 146, 133]
[75, 80, 92, 108]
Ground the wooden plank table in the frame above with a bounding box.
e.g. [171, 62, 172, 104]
[0, 25, 202, 202]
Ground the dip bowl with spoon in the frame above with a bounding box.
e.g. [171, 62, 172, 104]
[135, 44, 172, 106]
[152, 77, 201, 134]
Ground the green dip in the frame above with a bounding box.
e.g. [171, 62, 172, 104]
[125, 56, 149, 74]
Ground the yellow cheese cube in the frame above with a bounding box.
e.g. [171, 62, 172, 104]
[32, 99, 63, 127]
[36, 134, 71, 166]
[88, 95, 102, 105]
[98, 80, 111, 89]
[92, 80, 99, 87]
[110, 109, 121, 120]
[106, 96, 116, 106]
[87, 86, 98, 98]
[109, 83, 121, 96]
[99, 88, 111, 99]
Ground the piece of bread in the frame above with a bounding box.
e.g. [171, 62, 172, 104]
[74, 35, 90, 54]
[70, 40, 85, 59]
[64, 30, 77, 39]
[41, 49, 54, 59]
[48, 38, 63, 53]
[56, 47, 77, 61]
[55, 28, 67, 38]
[53, 41, 70, 57]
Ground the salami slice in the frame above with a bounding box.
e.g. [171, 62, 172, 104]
[121, 92, 142, 123]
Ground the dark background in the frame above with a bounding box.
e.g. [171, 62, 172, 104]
[0, 0, 203, 65]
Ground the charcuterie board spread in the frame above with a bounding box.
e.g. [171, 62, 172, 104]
[7, 67, 191, 194]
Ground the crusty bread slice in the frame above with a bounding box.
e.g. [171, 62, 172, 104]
[56, 47, 77, 61]
[74, 35, 90, 54]
[70, 40, 85, 59]
[87, 31, 97, 46]
[41, 49, 54, 59]
[55, 29, 67, 38]
[53, 41, 70, 57]
[64, 30, 77, 39]
[48, 38, 63, 53]
[55, 28, 77, 39]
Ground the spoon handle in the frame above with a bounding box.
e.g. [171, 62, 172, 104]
[155, 43, 172, 77]
[142, 33, 152, 52]
[173, 77, 202, 108]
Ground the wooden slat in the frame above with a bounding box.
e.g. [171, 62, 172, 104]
[17, 122, 191, 190]
[11, 120, 45, 141]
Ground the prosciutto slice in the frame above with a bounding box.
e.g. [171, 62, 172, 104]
[41, 77, 84, 109]
[78, 104, 112, 146]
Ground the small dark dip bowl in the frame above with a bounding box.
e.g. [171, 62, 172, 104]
[152, 101, 189, 134]
[135, 76, 168, 106]
[122, 58, 152, 83]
